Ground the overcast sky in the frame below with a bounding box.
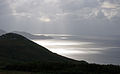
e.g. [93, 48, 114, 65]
[0, 0, 120, 35]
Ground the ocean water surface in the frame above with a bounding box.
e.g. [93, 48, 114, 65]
[32, 34, 120, 65]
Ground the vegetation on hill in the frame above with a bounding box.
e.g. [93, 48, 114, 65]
[1, 62, 120, 74]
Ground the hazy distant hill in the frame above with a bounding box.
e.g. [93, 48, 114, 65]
[12, 31, 53, 39]
[0, 33, 76, 63]
[0, 29, 6, 36]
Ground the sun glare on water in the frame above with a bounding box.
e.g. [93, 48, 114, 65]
[32, 39, 101, 55]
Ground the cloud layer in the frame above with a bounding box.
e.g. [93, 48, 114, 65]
[0, 0, 120, 35]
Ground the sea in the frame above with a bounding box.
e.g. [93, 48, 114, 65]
[32, 34, 120, 65]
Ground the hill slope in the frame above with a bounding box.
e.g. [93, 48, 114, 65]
[0, 33, 77, 63]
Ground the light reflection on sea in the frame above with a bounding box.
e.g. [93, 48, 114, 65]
[32, 34, 120, 65]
